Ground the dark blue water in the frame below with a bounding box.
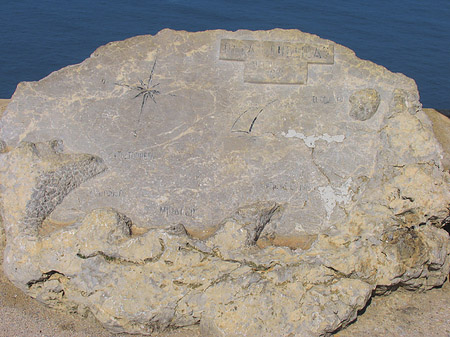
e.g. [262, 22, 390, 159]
[1, 0, 449, 110]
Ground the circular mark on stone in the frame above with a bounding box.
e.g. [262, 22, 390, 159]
[349, 88, 381, 121]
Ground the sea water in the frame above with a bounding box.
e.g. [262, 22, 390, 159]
[1, 0, 449, 111]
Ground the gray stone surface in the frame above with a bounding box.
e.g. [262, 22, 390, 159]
[0, 29, 427, 240]
[0, 29, 450, 336]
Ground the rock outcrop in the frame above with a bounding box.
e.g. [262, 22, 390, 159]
[0, 29, 449, 336]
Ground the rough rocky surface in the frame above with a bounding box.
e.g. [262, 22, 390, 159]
[0, 29, 450, 336]
[0, 99, 8, 116]
[424, 108, 450, 171]
[1, 260, 449, 337]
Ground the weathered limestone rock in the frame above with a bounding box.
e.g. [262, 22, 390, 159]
[349, 88, 381, 121]
[0, 29, 449, 336]
[424, 108, 450, 171]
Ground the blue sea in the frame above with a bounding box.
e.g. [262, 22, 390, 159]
[1, 0, 449, 112]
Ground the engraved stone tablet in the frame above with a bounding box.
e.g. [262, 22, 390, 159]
[0, 29, 439, 239]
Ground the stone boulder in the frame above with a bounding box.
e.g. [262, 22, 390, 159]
[0, 29, 449, 336]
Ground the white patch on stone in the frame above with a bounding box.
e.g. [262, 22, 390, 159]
[318, 178, 353, 220]
[282, 129, 345, 148]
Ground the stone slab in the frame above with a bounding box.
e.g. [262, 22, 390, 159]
[0, 29, 431, 240]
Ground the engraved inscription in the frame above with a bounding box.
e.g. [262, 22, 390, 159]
[312, 95, 344, 104]
[263, 181, 323, 194]
[111, 150, 153, 160]
[261, 41, 333, 63]
[298, 44, 334, 63]
[245, 59, 308, 84]
[264, 181, 298, 192]
[159, 205, 196, 218]
[220, 39, 256, 61]
[219, 39, 334, 84]
[91, 189, 124, 198]
[220, 39, 334, 62]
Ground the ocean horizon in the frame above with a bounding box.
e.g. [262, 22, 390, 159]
[1, 1, 449, 112]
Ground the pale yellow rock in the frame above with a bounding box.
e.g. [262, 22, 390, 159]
[1, 135, 448, 335]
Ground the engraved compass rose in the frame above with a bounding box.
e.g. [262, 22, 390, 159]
[115, 59, 161, 137]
